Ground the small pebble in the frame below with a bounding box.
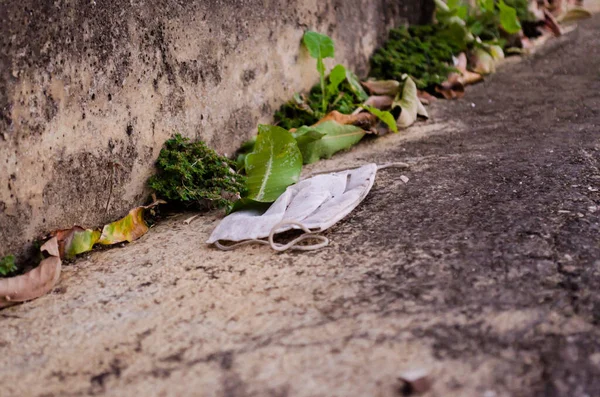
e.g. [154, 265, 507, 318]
[562, 265, 578, 274]
[398, 368, 431, 395]
[400, 175, 410, 184]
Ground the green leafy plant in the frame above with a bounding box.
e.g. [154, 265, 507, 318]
[369, 25, 462, 90]
[274, 74, 367, 130]
[303, 31, 335, 113]
[275, 33, 369, 130]
[497, 0, 521, 33]
[292, 121, 366, 164]
[244, 125, 303, 202]
[441, 0, 524, 41]
[148, 134, 246, 209]
[327, 64, 346, 97]
[0, 255, 17, 277]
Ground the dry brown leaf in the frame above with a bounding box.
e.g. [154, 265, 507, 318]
[557, 7, 592, 22]
[363, 95, 394, 110]
[529, 0, 547, 20]
[361, 80, 401, 96]
[416, 100, 429, 119]
[436, 81, 465, 99]
[315, 110, 378, 130]
[97, 199, 165, 246]
[457, 53, 484, 84]
[417, 90, 437, 105]
[51, 226, 101, 259]
[462, 70, 484, 85]
[40, 236, 60, 257]
[470, 48, 496, 75]
[548, 0, 566, 16]
[526, 27, 555, 50]
[435, 53, 482, 100]
[520, 34, 534, 51]
[0, 237, 62, 309]
[544, 9, 563, 36]
[395, 77, 420, 129]
[456, 51, 468, 70]
[98, 208, 149, 245]
[436, 71, 465, 99]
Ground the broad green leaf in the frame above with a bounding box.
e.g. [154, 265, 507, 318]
[446, 0, 460, 9]
[244, 125, 302, 202]
[498, 0, 521, 34]
[362, 106, 398, 133]
[292, 126, 326, 146]
[294, 121, 365, 164]
[345, 70, 369, 101]
[303, 31, 335, 112]
[98, 208, 149, 245]
[446, 0, 468, 19]
[393, 77, 420, 129]
[478, 0, 494, 12]
[303, 31, 335, 61]
[440, 21, 471, 50]
[456, 5, 468, 20]
[228, 198, 271, 214]
[52, 226, 101, 259]
[327, 64, 346, 96]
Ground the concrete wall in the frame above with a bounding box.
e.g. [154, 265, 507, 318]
[0, 0, 432, 259]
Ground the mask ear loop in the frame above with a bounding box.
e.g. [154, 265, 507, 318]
[268, 220, 329, 251]
[214, 220, 329, 252]
[214, 239, 269, 251]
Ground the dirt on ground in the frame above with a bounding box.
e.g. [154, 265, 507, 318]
[1, 15, 600, 397]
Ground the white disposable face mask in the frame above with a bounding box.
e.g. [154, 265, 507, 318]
[207, 163, 378, 251]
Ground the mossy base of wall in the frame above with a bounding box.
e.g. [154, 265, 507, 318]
[0, 0, 432, 259]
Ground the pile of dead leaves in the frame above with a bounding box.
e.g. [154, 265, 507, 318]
[433, 0, 591, 98]
[0, 200, 164, 309]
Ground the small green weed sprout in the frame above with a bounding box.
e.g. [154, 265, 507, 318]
[0, 255, 17, 277]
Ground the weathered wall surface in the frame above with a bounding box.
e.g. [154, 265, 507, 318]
[0, 0, 431, 258]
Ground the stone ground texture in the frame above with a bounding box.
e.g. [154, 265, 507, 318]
[1, 16, 600, 397]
